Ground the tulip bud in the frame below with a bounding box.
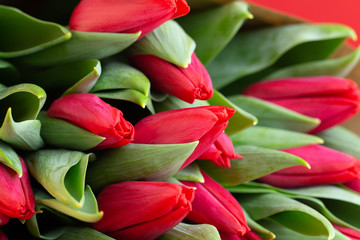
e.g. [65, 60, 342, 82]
[198, 132, 242, 168]
[93, 181, 195, 240]
[69, 0, 190, 38]
[343, 178, 360, 193]
[133, 106, 235, 169]
[259, 145, 360, 188]
[0, 230, 7, 240]
[0, 157, 35, 220]
[0, 214, 9, 226]
[130, 53, 213, 103]
[243, 76, 360, 133]
[333, 224, 360, 239]
[47, 93, 134, 149]
[181, 171, 250, 235]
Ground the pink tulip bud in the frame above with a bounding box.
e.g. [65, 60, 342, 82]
[181, 171, 249, 235]
[93, 181, 194, 240]
[0, 158, 35, 220]
[47, 93, 134, 149]
[130, 53, 213, 103]
[133, 106, 235, 169]
[343, 178, 360, 193]
[243, 76, 360, 133]
[69, 0, 190, 38]
[0, 214, 9, 226]
[259, 145, 360, 188]
[333, 224, 360, 240]
[198, 132, 242, 168]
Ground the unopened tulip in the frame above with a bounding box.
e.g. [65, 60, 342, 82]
[47, 93, 134, 149]
[129, 53, 213, 103]
[333, 224, 360, 240]
[133, 106, 235, 169]
[0, 158, 35, 220]
[181, 171, 249, 235]
[258, 145, 360, 188]
[198, 132, 242, 168]
[0, 214, 9, 225]
[93, 181, 194, 240]
[0, 230, 7, 240]
[69, 0, 190, 38]
[243, 76, 360, 133]
[343, 178, 360, 193]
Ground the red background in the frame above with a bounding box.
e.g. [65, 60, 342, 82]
[246, 0, 360, 48]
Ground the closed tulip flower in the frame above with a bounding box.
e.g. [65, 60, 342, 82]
[0, 158, 35, 220]
[93, 181, 194, 240]
[133, 106, 235, 169]
[181, 171, 249, 235]
[69, 0, 190, 38]
[333, 224, 360, 240]
[343, 178, 360, 193]
[0, 230, 7, 240]
[198, 132, 242, 168]
[258, 145, 360, 188]
[129, 53, 213, 103]
[0, 214, 9, 226]
[243, 76, 360, 133]
[47, 93, 134, 149]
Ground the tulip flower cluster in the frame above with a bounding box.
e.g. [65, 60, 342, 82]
[1, 0, 360, 240]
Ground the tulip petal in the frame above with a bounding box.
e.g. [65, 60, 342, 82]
[178, 1, 252, 65]
[198, 145, 309, 186]
[26, 150, 92, 208]
[13, 31, 140, 67]
[230, 126, 324, 150]
[158, 222, 221, 240]
[0, 5, 71, 58]
[86, 141, 198, 192]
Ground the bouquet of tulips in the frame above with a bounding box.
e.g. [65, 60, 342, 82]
[1, 0, 360, 239]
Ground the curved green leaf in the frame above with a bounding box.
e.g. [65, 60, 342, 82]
[94, 89, 151, 108]
[230, 126, 323, 149]
[87, 142, 198, 192]
[238, 193, 335, 238]
[26, 150, 93, 208]
[153, 95, 209, 113]
[130, 20, 195, 68]
[243, 209, 276, 240]
[178, 1, 253, 65]
[38, 112, 105, 151]
[228, 95, 320, 132]
[14, 30, 140, 67]
[0, 141, 22, 176]
[207, 90, 257, 135]
[37, 185, 103, 223]
[318, 126, 360, 158]
[57, 227, 113, 240]
[0, 5, 71, 58]
[173, 163, 204, 182]
[0, 59, 20, 84]
[207, 23, 356, 90]
[198, 145, 309, 186]
[265, 46, 360, 79]
[159, 223, 221, 240]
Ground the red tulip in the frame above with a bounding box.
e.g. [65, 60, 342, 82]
[0, 158, 35, 220]
[129, 53, 213, 103]
[243, 76, 360, 133]
[69, 0, 190, 38]
[0, 230, 7, 240]
[0, 214, 9, 226]
[198, 132, 242, 168]
[333, 224, 360, 240]
[258, 145, 360, 188]
[343, 178, 360, 193]
[181, 171, 249, 235]
[47, 93, 134, 149]
[93, 181, 194, 240]
[133, 106, 235, 169]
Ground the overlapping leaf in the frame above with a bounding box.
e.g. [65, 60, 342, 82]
[159, 223, 221, 240]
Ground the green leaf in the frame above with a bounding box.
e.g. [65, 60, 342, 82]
[238, 193, 335, 238]
[207, 90, 257, 135]
[57, 227, 114, 240]
[26, 150, 93, 208]
[318, 126, 360, 158]
[243, 209, 276, 240]
[265, 46, 360, 79]
[38, 112, 105, 151]
[129, 20, 195, 68]
[178, 1, 253, 65]
[0, 59, 20, 84]
[198, 145, 309, 186]
[87, 142, 198, 192]
[14, 30, 140, 67]
[173, 163, 204, 182]
[153, 95, 209, 113]
[158, 222, 221, 240]
[36, 185, 103, 223]
[207, 23, 356, 90]
[0, 5, 71, 58]
[94, 89, 151, 109]
[228, 95, 320, 132]
[0, 141, 22, 176]
[26, 59, 101, 96]
[259, 218, 350, 240]
[230, 126, 323, 149]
